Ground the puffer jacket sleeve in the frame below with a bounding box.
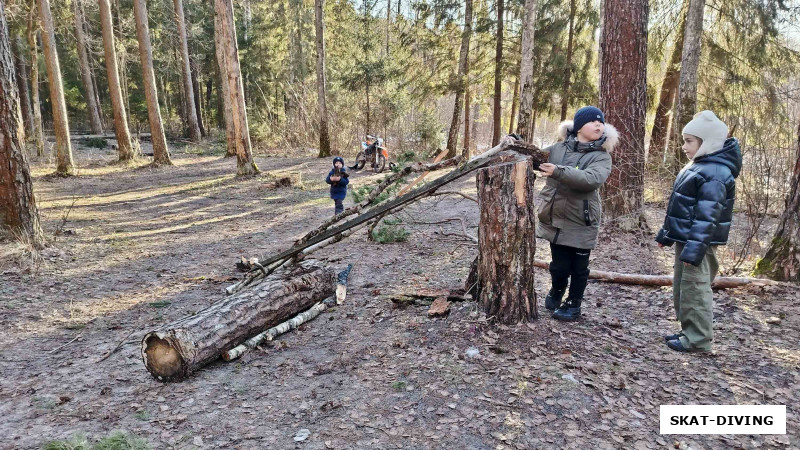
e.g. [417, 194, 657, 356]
[339, 169, 349, 187]
[679, 179, 727, 265]
[325, 170, 334, 185]
[550, 152, 612, 192]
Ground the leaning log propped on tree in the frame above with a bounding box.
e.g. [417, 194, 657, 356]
[141, 260, 336, 381]
[226, 136, 549, 295]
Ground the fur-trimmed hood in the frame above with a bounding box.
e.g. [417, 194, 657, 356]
[557, 120, 619, 152]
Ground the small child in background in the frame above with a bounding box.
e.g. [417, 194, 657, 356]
[326, 156, 349, 216]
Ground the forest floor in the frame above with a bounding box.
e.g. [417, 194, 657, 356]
[0, 136, 798, 449]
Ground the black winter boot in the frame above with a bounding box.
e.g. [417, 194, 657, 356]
[544, 288, 566, 311]
[552, 297, 582, 322]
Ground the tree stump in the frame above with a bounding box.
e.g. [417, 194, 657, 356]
[141, 260, 335, 381]
[474, 155, 538, 323]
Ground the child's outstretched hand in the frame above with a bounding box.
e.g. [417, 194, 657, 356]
[330, 175, 341, 182]
[539, 163, 556, 177]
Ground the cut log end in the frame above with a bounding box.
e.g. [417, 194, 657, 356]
[142, 334, 186, 381]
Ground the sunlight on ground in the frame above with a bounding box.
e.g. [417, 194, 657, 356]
[98, 208, 265, 240]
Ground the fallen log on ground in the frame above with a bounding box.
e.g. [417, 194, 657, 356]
[141, 260, 336, 381]
[531, 259, 781, 289]
[222, 265, 353, 361]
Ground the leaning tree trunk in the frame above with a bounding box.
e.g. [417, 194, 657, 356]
[599, 0, 648, 230]
[214, 0, 259, 175]
[755, 121, 800, 281]
[516, 0, 537, 140]
[98, 0, 136, 161]
[141, 260, 335, 381]
[173, 0, 201, 142]
[490, 0, 504, 147]
[314, 0, 331, 158]
[650, 5, 686, 161]
[0, 1, 44, 248]
[133, 0, 171, 166]
[670, 0, 704, 174]
[25, 6, 44, 157]
[39, 0, 74, 176]
[11, 35, 33, 137]
[474, 154, 538, 323]
[445, 0, 472, 158]
[74, 0, 103, 134]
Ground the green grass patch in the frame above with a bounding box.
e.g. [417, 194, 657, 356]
[79, 137, 108, 149]
[148, 301, 171, 308]
[43, 431, 150, 450]
[372, 222, 410, 243]
[391, 381, 407, 391]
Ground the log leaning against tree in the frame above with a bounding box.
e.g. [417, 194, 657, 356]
[226, 137, 549, 296]
[141, 260, 335, 381]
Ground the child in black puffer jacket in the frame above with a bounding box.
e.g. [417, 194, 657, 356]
[656, 110, 742, 353]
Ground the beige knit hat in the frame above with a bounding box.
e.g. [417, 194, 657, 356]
[682, 110, 729, 159]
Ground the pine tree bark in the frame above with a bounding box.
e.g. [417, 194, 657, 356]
[11, 35, 33, 137]
[463, 81, 471, 157]
[559, 0, 575, 121]
[599, 0, 648, 229]
[475, 154, 537, 323]
[755, 121, 800, 281]
[142, 261, 336, 381]
[133, 0, 171, 166]
[98, 0, 136, 160]
[516, 0, 537, 140]
[25, 5, 44, 157]
[490, 0, 504, 147]
[446, 0, 472, 158]
[649, 7, 686, 159]
[508, 73, 519, 134]
[0, 2, 44, 248]
[74, 0, 103, 134]
[314, 0, 331, 158]
[173, 0, 201, 142]
[670, 0, 704, 174]
[214, 0, 259, 175]
[38, 0, 74, 176]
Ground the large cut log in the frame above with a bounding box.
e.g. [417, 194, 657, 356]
[475, 154, 538, 323]
[142, 260, 336, 381]
[530, 259, 780, 289]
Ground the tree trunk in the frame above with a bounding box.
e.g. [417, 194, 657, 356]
[446, 0, 472, 158]
[650, 5, 686, 160]
[755, 121, 800, 281]
[670, 0, 704, 174]
[214, 0, 259, 175]
[172, 0, 201, 142]
[475, 154, 537, 323]
[98, 0, 136, 161]
[490, 0, 504, 147]
[385, 0, 390, 56]
[142, 261, 336, 381]
[0, 2, 44, 248]
[508, 72, 519, 134]
[599, 0, 648, 229]
[314, 0, 331, 158]
[559, 0, 575, 121]
[38, 0, 74, 176]
[463, 83, 471, 157]
[516, 0, 537, 140]
[133, 0, 171, 166]
[190, 58, 206, 137]
[11, 35, 33, 138]
[26, 6, 44, 157]
[74, 0, 103, 134]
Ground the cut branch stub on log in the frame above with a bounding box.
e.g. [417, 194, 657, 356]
[142, 260, 335, 381]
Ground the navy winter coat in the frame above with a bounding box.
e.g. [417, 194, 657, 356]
[656, 138, 742, 266]
[326, 156, 349, 200]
